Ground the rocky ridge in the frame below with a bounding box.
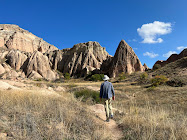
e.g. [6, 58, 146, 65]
[0, 24, 58, 53]
[154, 49, 187, 67]
[0, 24, 146, 80]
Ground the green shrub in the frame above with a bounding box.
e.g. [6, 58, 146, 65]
[74, 89, 100, 103]
[64, 72, 70, 80]
[140, 72, 148, 80]
[90, 74, 104, 82]
[118, 72, 126, 81]
[151, 75, 168, 87]
[153, 64, 161, 70]
[138, 72, 149, 84]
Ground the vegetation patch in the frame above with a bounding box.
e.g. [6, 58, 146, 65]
[64, 72, 70, 80]
[118, 72, 126, 81]
[90, 74, 104, 82]
[167, 77, 186, 87]
[0, 90, 106, 139]
[74, 89, 100, 103]
[151, 75, 168, 87]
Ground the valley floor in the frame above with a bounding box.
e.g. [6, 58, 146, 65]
[0, 79, 187, 139]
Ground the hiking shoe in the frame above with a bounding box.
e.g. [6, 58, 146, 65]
[110, 115, 113, 119]
[106, 118, 110, 122]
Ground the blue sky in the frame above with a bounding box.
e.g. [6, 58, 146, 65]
[1, 0, 187, 68]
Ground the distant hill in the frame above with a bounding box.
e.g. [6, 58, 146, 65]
[153, 49, 187, 67]
[152, 57, 187, 84]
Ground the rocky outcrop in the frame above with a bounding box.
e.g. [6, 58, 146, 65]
[26, 51, 56, 80]
[0, 64, 5, 74]
[101, 40, 144, 77]
[5, 50, 28, 71]
[153, 49, 187, 68]
[143, 63, 149, 71]
[0, 24, 58, 53]
[28, 70, 43, 79]
[45, 41, 110, 77]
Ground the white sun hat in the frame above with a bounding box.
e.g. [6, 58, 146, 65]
[103, 75, 109, 81]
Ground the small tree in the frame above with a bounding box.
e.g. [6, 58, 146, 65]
[118, 72, 126, 81]
[138, 72, 148, 84]
[151, 75, 168, 87]
[90, 74, 104, 82]
[64, 72, 70, 80]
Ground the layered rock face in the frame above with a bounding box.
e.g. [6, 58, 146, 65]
[6, 50, 28, 71]
[0, 24, 58, 53]
[26, 51, 56, 80]
[101, 40, 144, 77]
[46, 41, 110, 77]
[153, 49, 187, 68]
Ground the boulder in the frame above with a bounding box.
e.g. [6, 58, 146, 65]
[26, 51, 56, 80]
[101, 40, 144, 77]
[28, 70, 43, 79]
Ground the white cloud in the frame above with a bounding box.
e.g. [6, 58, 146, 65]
[137, 21, 172, 44]
[132, 39, 137, 42]
[163, 51, 177, 57]
[128, 39, 137, 42]
[143, 52, 159, 58]
[177, 46, 187, 51]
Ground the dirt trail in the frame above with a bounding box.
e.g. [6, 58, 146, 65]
[89, 104, 123, 140]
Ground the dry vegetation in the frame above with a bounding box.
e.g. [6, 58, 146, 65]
[0, 75, 187, 139]
[0, 89, 108, 140]
[112, 82, 187, 140]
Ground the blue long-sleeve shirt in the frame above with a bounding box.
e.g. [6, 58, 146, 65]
[100, 81, 115, 99]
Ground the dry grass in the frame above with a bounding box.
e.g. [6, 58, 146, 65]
[112, 83, 187, 140]
[0, 89, 108, 140]
[1, 78, 187, 140]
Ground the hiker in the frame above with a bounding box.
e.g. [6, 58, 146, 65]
[100, 75, 115, 122]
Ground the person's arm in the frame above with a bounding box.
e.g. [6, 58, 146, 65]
[111, 84, 115, 100]
[100, 84, 103, 102]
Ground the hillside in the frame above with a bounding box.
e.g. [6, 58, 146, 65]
[152, 57, 187, 84]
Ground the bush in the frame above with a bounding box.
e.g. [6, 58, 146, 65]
[167, 78, 186, 87]
[153, 64, 161, 70]
[64, 72, 70, 80]
[151, 75, 168, 87]
[74, 89, 100, 103]
[138, 72, 148, 83]
[90, 74, 104, 82]
[118, 72, 126, 81]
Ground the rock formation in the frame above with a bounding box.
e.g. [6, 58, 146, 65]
[5, 50, 28, 71]
[0, 24, 58, 53]
[143, 63, 149, 71]
[26, 51, 56, 80]
[0, 64, 5, 75]
[153, 49, 187, 68]
[45, 41, 110, 77]
[101, 40, 144, 77]
[0, 24, 146, 80]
